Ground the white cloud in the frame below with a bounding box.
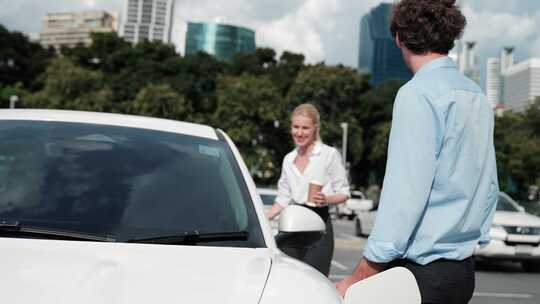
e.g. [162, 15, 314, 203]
[461, 5, 538, 59]
[257, 0, 341, 63]
[1, 0, 540, 67]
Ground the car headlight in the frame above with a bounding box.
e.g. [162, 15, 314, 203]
[489, 224, 507, 241]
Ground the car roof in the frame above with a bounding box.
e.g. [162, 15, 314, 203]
[0, 109, 218, 140]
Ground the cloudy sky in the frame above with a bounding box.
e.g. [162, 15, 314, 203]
[1, 0, 540, 85]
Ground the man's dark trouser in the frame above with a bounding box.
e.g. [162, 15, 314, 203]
[390, 257, 475, 304]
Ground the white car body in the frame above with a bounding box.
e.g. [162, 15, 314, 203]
[336, 191, 374, 220]
[475, 192, 540, 272]
[0, 109, 339, 304]
[0, 110, 420, 303]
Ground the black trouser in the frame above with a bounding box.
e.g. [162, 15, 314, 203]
[281, 205, 334, 276]
[390, 257, 475, 304]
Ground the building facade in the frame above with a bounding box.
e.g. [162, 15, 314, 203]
[185, 22, 256, 62]
[120, 0, 174, 44]
[39, 11, 117, 50]
[485, 47, 515, 108]
[503, 58, 540, 111]
[357, 3, 412, 86]
[485, 58, 501, 107]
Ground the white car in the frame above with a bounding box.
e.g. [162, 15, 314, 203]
[354, 195, 378, 237]
[0, 109, 419, 304]
[336, 190, 374, 221]
[475, 192, 540, 272]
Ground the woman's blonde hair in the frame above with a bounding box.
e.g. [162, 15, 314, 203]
[291, 103, 321, 141]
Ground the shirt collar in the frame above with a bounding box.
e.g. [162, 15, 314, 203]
[293, 141, 323, 157]
[414, 56, 455, 78]
[312, 141, 323, 156]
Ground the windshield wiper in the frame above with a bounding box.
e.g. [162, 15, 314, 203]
[0, 220, 115, 242]
[126, 230, 249, 245]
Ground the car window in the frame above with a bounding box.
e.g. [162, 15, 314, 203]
[0, 120, 265, 247]
[496, 194, 519, 212]
[260, 194, 276, 205]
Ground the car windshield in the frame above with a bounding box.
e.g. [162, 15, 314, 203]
[260, 194, 276, 205]
[496, 194, 519, 212]
[0, 120, 265, 247]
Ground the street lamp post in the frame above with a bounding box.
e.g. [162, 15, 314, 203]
[340, 122, 348, 166]
[9, 95, 19, 109]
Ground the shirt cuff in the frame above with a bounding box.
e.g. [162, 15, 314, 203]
[478, 236, 490, 246]
[362, 238, 403, 263]
[274, 196, 290, 207]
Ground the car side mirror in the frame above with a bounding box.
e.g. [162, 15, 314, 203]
[344, 267, 421, 304]
[275, 205, 325, 249]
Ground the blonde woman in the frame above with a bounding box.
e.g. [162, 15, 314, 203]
[267, 103, 350, 276]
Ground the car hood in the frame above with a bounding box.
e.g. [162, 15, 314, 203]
[493, 211, 540, 227]
[0, 237, 271, 304]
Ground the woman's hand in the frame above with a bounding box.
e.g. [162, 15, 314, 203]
[313, 192, 326, 206]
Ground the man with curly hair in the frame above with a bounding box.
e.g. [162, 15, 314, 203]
[336, 1, 499, 303]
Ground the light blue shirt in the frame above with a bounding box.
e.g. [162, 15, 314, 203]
[363, 56, 499, 265]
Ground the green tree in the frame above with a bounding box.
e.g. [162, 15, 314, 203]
[214, 74, 287, 184]
[0, 82, 29, 108]
[356, 81, 402, 185]
[494, 99, 540, 198]
[0, 24, 53, 89]
[128, 83, 189, 120]
[287, 64, 371, 186]
[24, 57, 112, 111]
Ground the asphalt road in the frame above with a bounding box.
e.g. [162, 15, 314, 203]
[329, 218, 540, 304]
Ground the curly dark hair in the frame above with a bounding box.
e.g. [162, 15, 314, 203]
[390, 0, 466, 55]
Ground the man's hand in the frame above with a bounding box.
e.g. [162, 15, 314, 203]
[335, 275, 357, 298]
[335, 258, 385, 298]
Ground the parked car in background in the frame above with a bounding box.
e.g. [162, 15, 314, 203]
[354, 194, 378, 237]
[257, 187, 279, 235]
[475, 192, 540, 272]
[336, 190, 374, 220]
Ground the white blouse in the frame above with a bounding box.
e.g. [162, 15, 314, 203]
[275, 141, 350, 207]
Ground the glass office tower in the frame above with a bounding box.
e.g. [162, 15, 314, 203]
[185, 22, 256, 62]
[358, 3, 412, 86]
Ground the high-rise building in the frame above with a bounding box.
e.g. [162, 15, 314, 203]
[458, 41, 480, 84]
[120, 0, 174, 44]
[357, 3, 412, 86]
[503, 58, 540, 111]
[39, 11, 117, 51]
[485, 47, 515, 108]
[185, 22, 256, 62]
[485, 58, 501, 107]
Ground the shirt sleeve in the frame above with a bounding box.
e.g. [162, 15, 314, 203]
[275, 157, 292, 207]
[362, 85, 439, 263]
[328, 149, 350, 197]
[479, 164, 500, 246]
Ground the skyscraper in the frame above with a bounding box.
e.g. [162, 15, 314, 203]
[39, 10, 117, 51]
[485, 58, 501, 107]
[185, 22, 256, 62]
[120, 0, 174, 44]
[357, 3, 412, 86]
[485, 47, 515, 108]
[503, 58, 540, 111]
[457, 41, 480, 84]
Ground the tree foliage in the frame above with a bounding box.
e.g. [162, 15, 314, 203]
[495, 99, 540, 197]
[2, 26, 538, 196]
